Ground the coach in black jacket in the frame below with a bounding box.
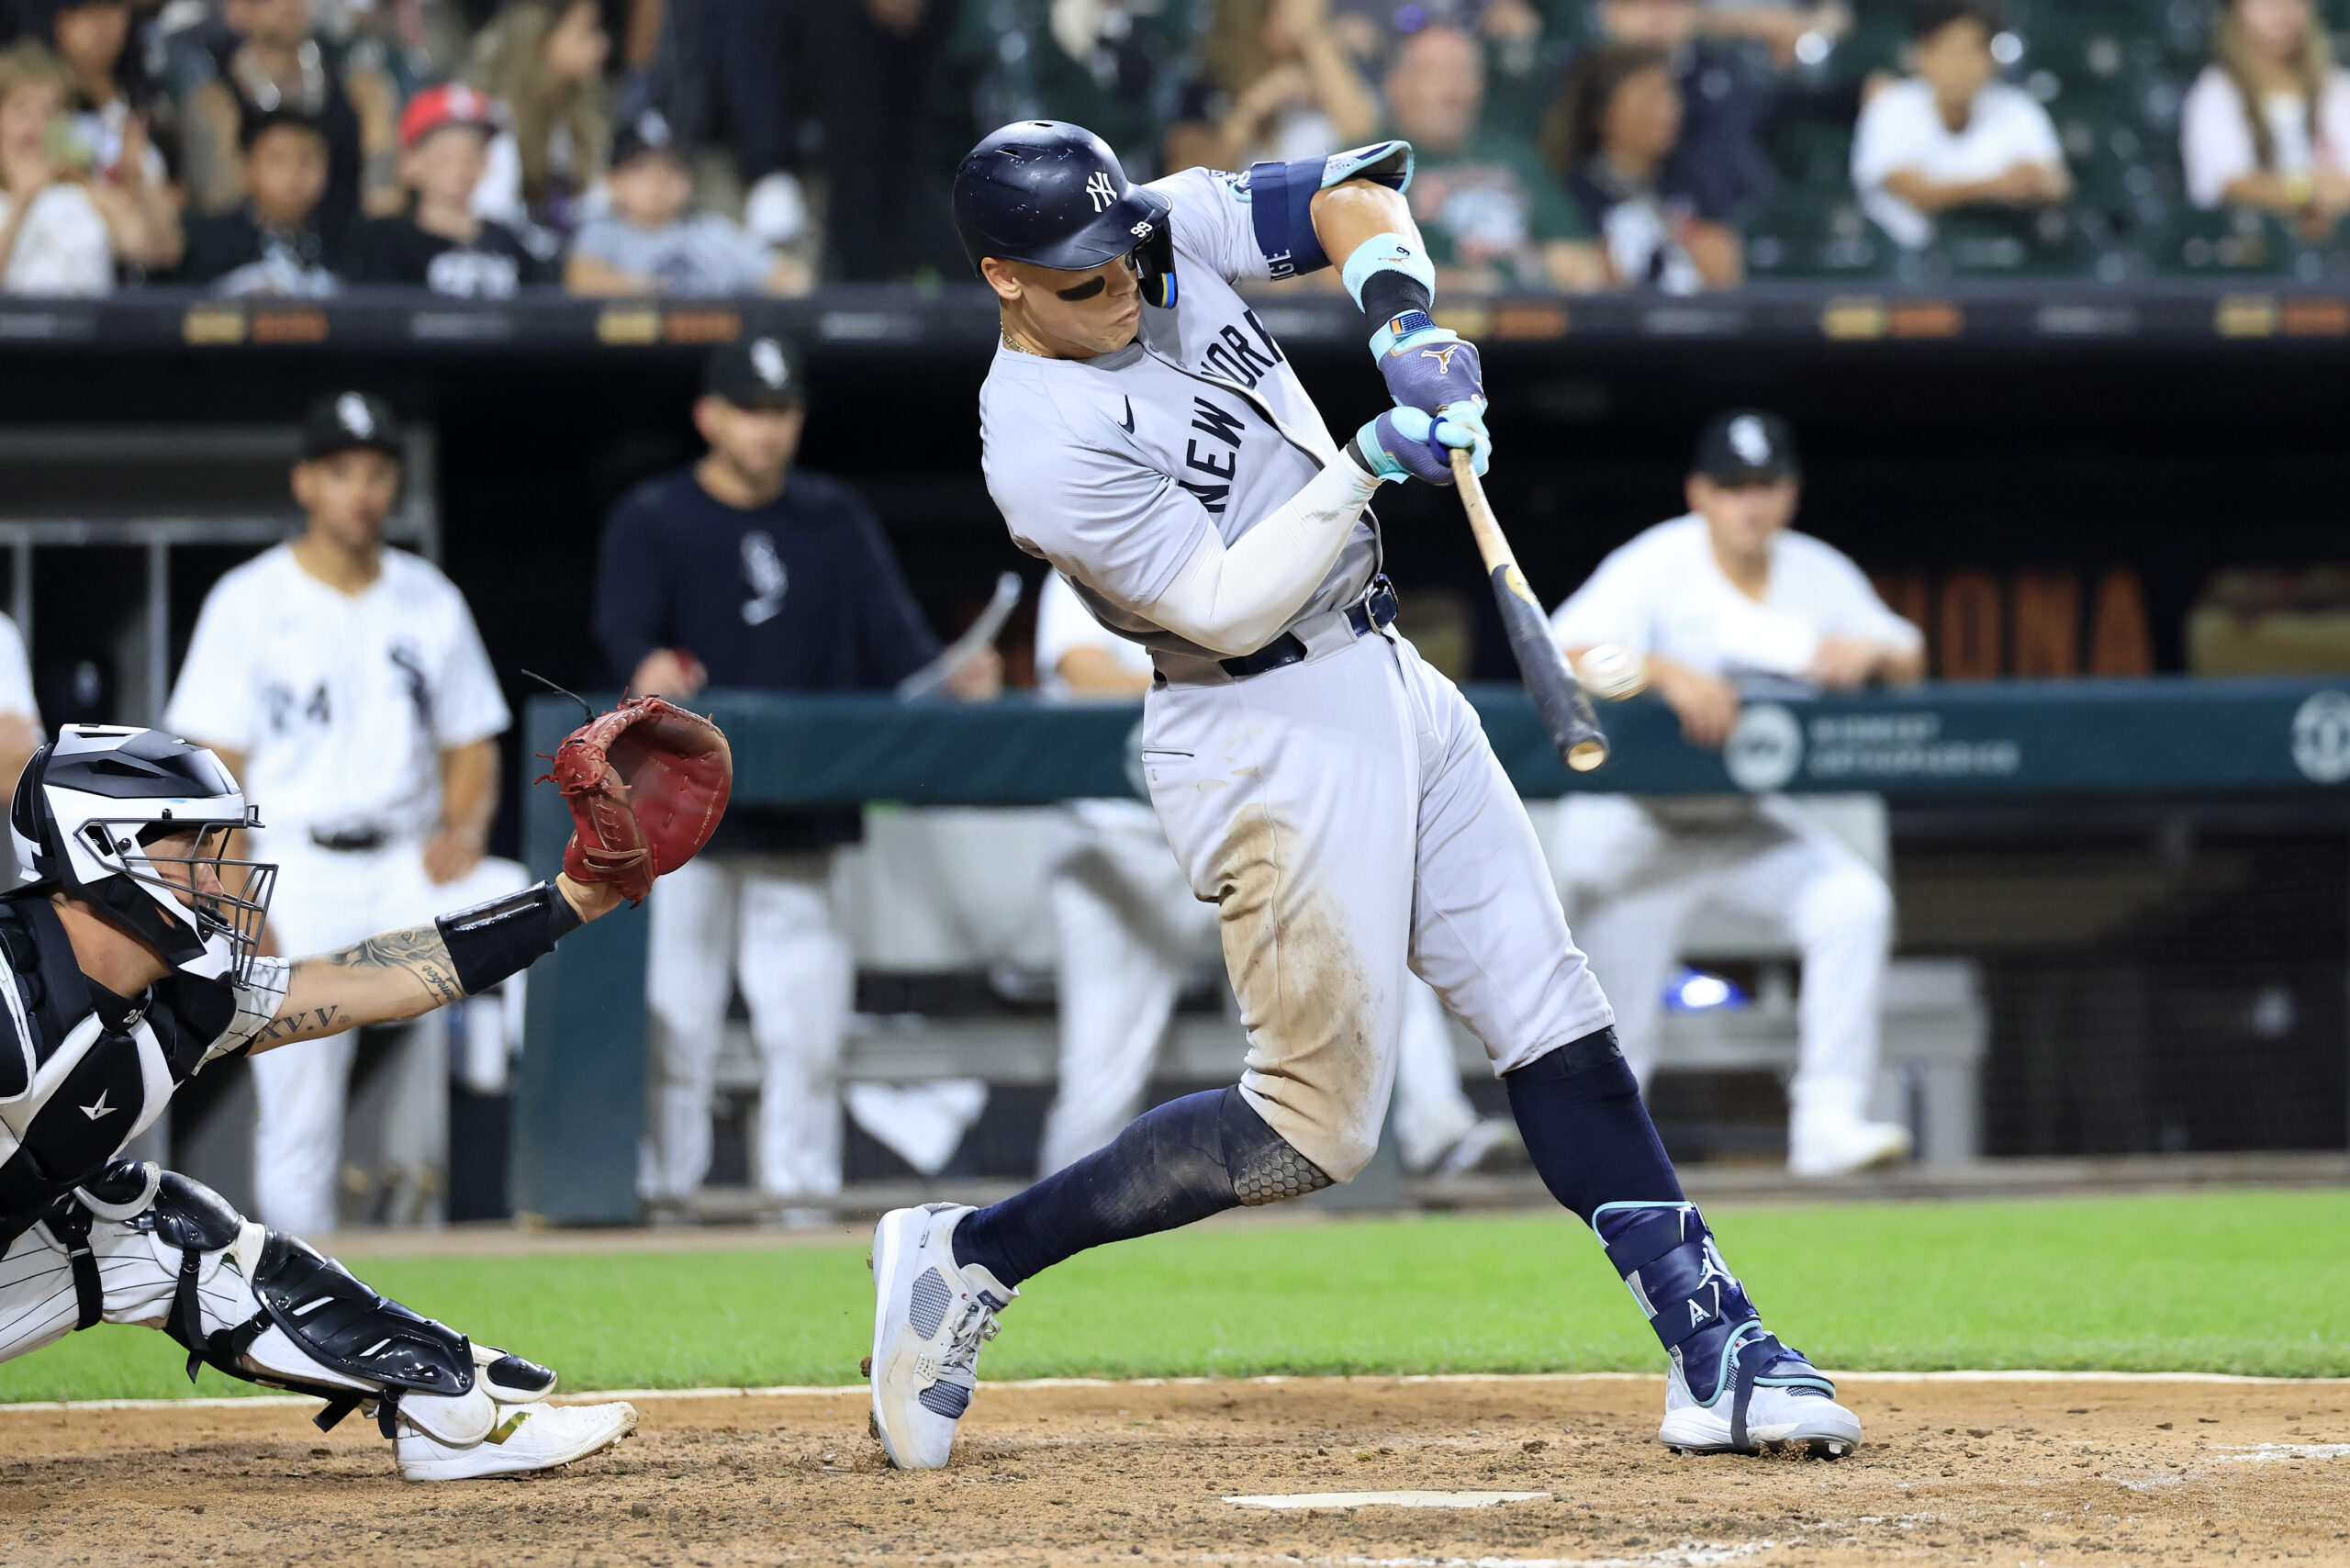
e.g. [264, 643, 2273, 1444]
[593, 335, 999, 1219]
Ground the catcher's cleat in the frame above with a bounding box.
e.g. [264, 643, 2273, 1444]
[395, 1400, 638, 1483]
[867, 1203, 1014, 1470]
[1594, 1200, 1861, 1459]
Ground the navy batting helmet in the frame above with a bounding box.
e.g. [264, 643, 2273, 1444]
[952, 121, 1178, 308]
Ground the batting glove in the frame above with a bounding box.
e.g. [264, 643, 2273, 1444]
[1350, 405, 1490, 487]
[1372, 310, 1486, 422]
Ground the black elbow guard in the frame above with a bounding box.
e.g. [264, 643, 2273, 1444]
[434, 881, 584, 996]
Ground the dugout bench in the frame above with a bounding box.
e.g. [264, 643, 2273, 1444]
[514, 677, 2350, 1225]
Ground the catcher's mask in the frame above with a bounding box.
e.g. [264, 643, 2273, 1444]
[11, 726, 278, 985]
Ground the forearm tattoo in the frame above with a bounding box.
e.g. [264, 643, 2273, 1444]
[251, 1002, 345, 1047]
[320, 924, 468, 1007]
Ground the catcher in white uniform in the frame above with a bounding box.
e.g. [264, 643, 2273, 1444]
[166, 392, 527, 1234]
[865, 120, 1866, 1470]
[1548, 412, 1924, 1177]
[1034, 571, 1511, 1177]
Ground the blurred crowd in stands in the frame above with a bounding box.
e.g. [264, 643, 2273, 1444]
[0, 0, 2344, 298]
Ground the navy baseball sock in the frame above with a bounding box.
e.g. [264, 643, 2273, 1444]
[1503, 1025, 1684, 1224]
[953, 1085, 1327, 1288]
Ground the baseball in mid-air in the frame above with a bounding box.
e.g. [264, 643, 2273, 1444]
[1573, 643, 1649, 700]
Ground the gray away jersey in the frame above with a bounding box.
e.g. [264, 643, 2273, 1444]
[980, 166, 1378, 662]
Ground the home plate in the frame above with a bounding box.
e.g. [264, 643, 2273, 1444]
[1225, 1490, 1552, 1510]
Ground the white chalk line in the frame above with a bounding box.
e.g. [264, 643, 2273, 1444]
[4, 1367, 2344, 1417]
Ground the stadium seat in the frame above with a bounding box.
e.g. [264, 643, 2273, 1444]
[2147, 206, 2304, 276]
[1742, 189, 1897, 280]
[1921, 206, 2100, 279]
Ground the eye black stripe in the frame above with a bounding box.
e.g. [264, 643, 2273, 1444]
[1055, 275, 1107, 302]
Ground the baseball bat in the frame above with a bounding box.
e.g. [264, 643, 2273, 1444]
[1450, 448, 1609, 772]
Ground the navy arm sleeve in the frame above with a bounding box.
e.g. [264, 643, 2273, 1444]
[593, 490, 672, 685]
[845, 495, 945, 689]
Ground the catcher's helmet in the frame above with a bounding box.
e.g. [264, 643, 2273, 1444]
[952, 121, 1177, 308]
[11, 726, 277, 983]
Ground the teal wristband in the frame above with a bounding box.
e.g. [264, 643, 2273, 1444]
[1340, 231, 1436, 310]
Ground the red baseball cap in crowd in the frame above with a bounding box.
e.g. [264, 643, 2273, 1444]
[398, 83, 499, 151]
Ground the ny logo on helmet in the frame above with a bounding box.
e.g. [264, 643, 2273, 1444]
[1420, 343, 1460, 374]
[1084, 171, 1118, 212]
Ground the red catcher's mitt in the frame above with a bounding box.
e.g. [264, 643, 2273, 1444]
[543, 696, 733, 902]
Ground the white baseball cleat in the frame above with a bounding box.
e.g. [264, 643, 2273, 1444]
[1657, 1322, 1862, 1458]
[867, 1203, 1015, 1470]
[396, 1400, 638, 1482]
[1788, 1110, 1912, 1178]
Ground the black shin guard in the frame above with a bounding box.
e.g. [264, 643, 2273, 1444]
[1504, 1026, 1684, 1225]
[953, 1086, 1328, 1288]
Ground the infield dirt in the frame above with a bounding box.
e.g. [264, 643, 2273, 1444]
[3, 1374, 2345, 1566]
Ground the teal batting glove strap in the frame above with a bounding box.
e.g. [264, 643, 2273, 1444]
[1351, 407, 1484, 487]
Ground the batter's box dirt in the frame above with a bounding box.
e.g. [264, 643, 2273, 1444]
[3, 1375, 2346, 1566]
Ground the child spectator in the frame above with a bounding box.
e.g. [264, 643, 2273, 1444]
[1381, 24, 1603, 293]
[565, 110, 807, 297]
[179, 106, 347, 293]
[351, 82, 553, 295]
[178, 0, 400, 224]
[25, 0, 178, 271]
[1165, 0, 1379, 173]
[2181, 0, 2350, 241]
[1550, 43, 1742, 291]
[464, 0, 610, 238]
[0, 39, 166, 291]
[637, 0, 805, 238]
[1849, 0, 2068, 251]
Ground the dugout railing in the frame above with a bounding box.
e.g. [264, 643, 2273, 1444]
[512, 678, 2350, 1226]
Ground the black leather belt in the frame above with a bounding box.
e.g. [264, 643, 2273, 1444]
[1215, 576, 1398, 680]
[310, 827, 390, 853]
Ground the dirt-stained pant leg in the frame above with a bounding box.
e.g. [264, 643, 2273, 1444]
[1388, 637, 1617, 1075]
[1142, 633, 1416, 1182]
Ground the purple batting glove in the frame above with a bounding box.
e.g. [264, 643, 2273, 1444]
[1351, 406, 1487, 487]
[1372, 310, 1486, 420]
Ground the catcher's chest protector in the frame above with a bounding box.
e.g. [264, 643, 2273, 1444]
[0, 890, 232, 1248]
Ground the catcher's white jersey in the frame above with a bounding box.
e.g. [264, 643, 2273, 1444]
[164, 544, 509, 846]
[981, 166, 1376, 664]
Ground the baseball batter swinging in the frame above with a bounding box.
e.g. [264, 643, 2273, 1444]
[866, 121, 1863, 1468]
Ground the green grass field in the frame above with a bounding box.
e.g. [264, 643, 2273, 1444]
[6, 1189, 2344, 1405]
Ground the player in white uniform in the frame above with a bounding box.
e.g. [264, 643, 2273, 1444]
[165, 393, 527, 1234]
[1033, 572, 1510, 1176]
[1547, 412, 1925, 1177]
[0, 609, 45, 826]
[865, 121, 1864, 1470]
